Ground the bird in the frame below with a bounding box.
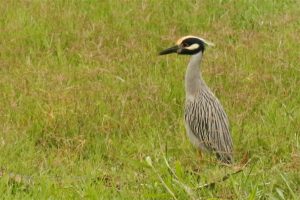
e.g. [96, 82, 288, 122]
[159, 36, 233, 164]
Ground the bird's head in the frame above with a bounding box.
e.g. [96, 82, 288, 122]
[159, 36, 214, 56]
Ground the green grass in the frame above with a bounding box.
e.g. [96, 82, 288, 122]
[0, 0, 300, 199]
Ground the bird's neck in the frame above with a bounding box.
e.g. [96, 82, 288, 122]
[185, 52, 206, 97]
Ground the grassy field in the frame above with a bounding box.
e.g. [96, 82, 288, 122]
[0, 0, 300, 199]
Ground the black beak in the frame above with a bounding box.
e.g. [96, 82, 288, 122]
[159, 45, 179, 55]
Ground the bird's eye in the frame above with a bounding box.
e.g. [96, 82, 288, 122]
[182, 43, 189, 47]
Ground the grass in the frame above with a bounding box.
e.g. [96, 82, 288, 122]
[0, 0, 299, 199]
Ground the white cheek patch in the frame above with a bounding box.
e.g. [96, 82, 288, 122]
[185, 43, 200, 50]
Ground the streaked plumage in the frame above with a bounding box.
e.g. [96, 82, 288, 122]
[159, 36, 233, 164]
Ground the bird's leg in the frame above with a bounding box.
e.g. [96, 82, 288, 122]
[191, 149, 203, 173]
[197, 149, 203, 161]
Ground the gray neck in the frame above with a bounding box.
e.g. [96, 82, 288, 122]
[185, 52, 206, 97]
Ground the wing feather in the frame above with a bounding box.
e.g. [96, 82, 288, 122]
[185, 89, 233, 163]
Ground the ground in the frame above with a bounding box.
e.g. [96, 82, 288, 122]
[0, 0, 299, 199]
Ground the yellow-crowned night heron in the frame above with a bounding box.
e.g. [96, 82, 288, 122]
[159, 36, 233, 164]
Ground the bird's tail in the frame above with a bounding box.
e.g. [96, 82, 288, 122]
[216, 152, 234, 164]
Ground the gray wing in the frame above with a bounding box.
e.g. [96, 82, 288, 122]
[185, 90, 233, 164]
